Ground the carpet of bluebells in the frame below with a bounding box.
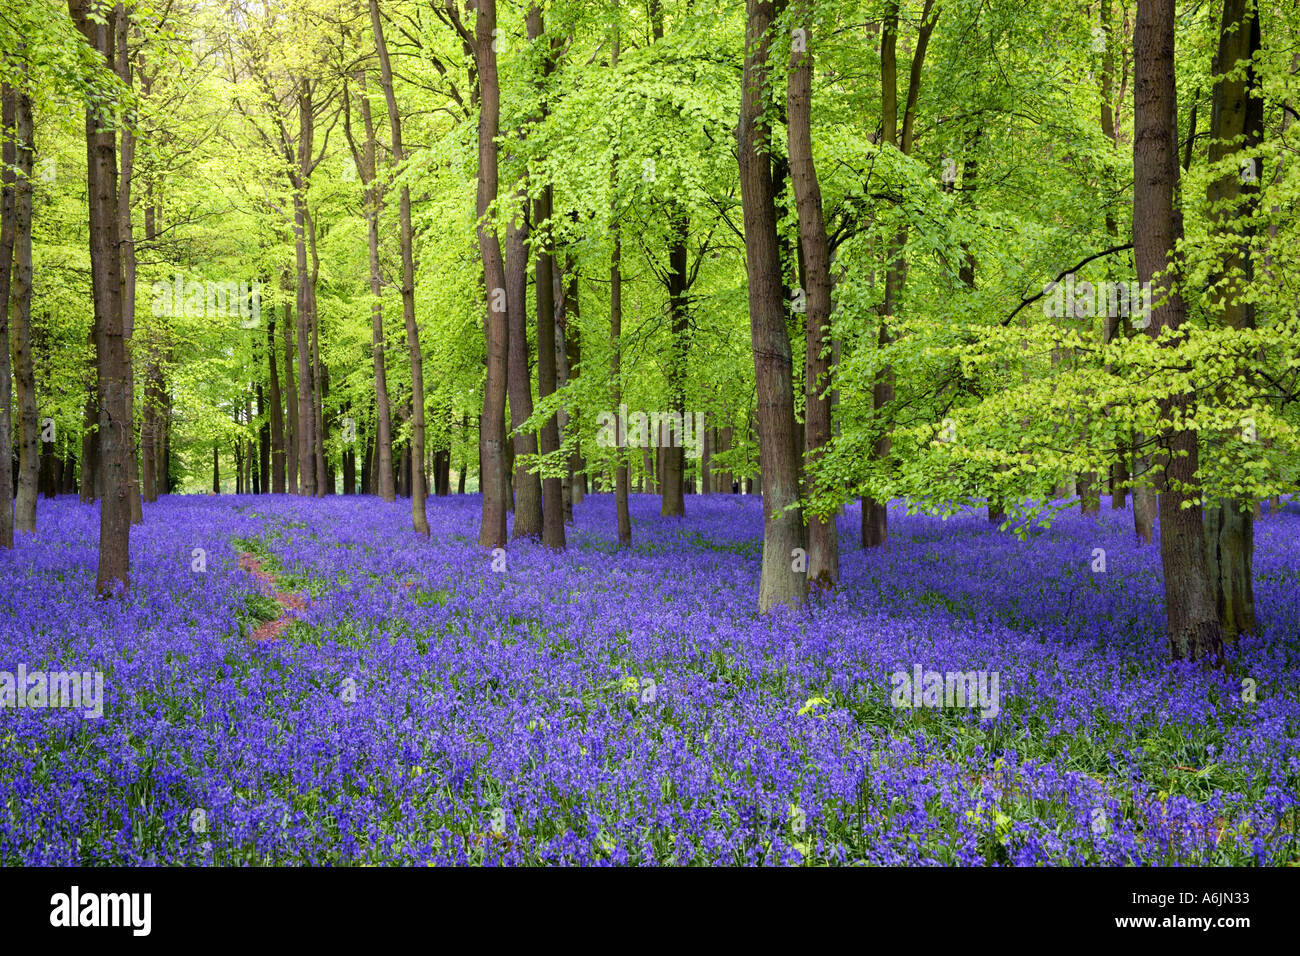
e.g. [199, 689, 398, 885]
[1, 492, 1298, 866]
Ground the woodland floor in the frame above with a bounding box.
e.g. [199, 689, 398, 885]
[0, 493, 1297, 865]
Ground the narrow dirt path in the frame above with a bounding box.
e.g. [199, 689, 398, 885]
[238, 552, 307, 642]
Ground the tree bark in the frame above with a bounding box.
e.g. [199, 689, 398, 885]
[788, 2, 838, 587]
[9, 81, 37, 535]
[475, 0, 508, 548]
[348, 69, 395, 502]
[661, 209, 688, 518]
[0, 84, 15, 548]
[71, 0, 131, 593]
[114, 4, 142, 524]
[505, 182, 542, 538]
[267, 316, 285, 491]
[1203, 0, 1262, 640]
[281, 273, 298, 494]
[371, 0, 427, 533]
[310, 219, 328, 496]
[1134, 0, 1223, 662]
[293, 81, 317, 498]
[740, 0, 807, 612]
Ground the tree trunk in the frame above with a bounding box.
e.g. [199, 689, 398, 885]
[114, 4, 142, 525]
[0, 84, 15, 547]
[79, 385, 98, 504]
[1134, 0, 1223, 662]
[293, 82, 317, 498]
[788, 2, 838, 586]
[281, 275, 298, 494]
[71, 0, 131, 592]
[610, 200, 629, 546]
[268, 317, 285, 491]
[1203, 0, 1261, 640]
[474, 0, 508, 548]
[351, 69, 395, 502]
[505, 183, 542, 538]
[257, 382, 270, 493]
[535, 190, 566, 548]
[314, 309, 329, 495]
[141, 189, 163, 503]
[10, 81, 37, 535]
[661, 209, 688, 517]
[371, 0, 426, 532]
[740, 0, 807, 612]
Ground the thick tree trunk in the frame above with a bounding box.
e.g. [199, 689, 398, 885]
[475, 0, 508, 548]
[788, 3, 838, 587]
[505, 184, 542, 538]
[1134, 0, 1223, 662]
[740, 0, 807, 612]
[71, 0, 131, 592]
[1079, 472, 1101, 514]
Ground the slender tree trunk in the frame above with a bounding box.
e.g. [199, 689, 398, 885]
[1134, 0, 1223, 662]
[140, 191, 163, 503]
[268, 317, 285, 491]
[79, 378, 97, 504]
[350, 71, 395, 502]
[535, 188, 566, 548]
[660, 209, 688, 517]
[371, 0, 426, 531]
[293, 82, 317, 498]
[1203, 0, 1262, 639]
[307, 208, 328, 496]
[530, 4, 567, 546]
[9, 81, 37, 535]
[560, 264, 584, 519]
[257, 381, 270, 493]
[281, 275, 298, 494]
[114, 4, 142, 524]
[610, 203, 629, 546]
[0, 85, 15, 548]
[740, 0, 807, 612]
